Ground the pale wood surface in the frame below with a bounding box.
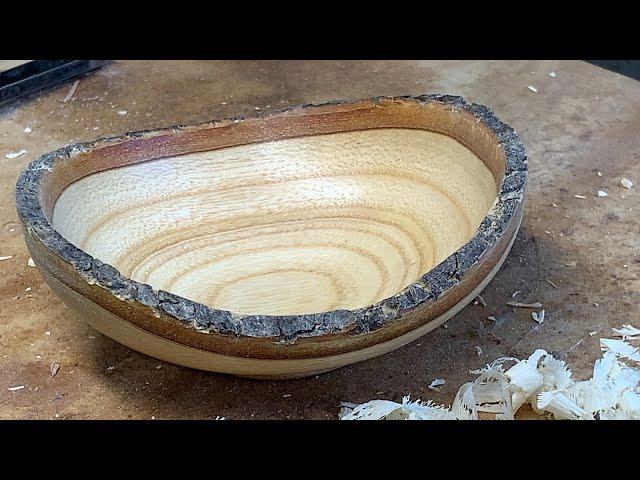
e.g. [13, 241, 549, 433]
[0, 60, 31, 72]
[53, 129, 495, 315]
[1, 61, 639, 419]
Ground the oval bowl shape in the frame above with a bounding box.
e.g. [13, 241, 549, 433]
[15, 95, 527, 379]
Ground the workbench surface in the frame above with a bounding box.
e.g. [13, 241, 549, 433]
[1, 61, 638, 419]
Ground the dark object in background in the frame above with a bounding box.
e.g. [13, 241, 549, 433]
[587, 60, 640, 81]
[0, 60, 107, 107]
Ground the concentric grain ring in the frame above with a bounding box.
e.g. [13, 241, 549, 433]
[51, 128, 496, 315]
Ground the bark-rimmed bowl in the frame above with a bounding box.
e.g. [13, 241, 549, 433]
[15, 95, 526, 378]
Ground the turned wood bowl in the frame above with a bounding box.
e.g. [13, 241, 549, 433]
[15, 95, 527, 379]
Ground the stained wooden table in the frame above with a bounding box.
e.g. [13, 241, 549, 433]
[1, 61, 639, 419]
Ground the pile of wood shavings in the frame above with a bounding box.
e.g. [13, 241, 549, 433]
[340, 325, 640, 420]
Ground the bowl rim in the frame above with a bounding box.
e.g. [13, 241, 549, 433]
[15, 94, 527, 342]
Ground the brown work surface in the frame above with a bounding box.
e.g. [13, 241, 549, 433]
[1, 60, 639, 420]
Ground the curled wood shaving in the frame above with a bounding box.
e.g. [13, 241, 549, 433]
[600, 338, 640, 362]
[50, 362, 60, 378]
[612, 325, 640, 340]
[428, 379, 445, 391]
[532, 310, 545, 324]
[341, 325, 640, 420]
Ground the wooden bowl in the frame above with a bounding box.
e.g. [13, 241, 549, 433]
[15, 95, 527, 379]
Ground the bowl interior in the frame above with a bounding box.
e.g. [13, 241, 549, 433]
[51, 127, 497, 316]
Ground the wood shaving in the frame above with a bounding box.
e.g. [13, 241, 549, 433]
[597, 171, 602, 176]
[0, 255, 13, 261]
[507, 301, 543, 308]
[612, 325, 640, 339]
[546, 280, 558, 289]
[341, 324, 640, 420]
[50, 362, 60, 378]
[548, 71, 557, 78]
[527, 85, 538, 93]
[475, 346, 483, 356]
[62, 80, 79, 103]
[8, 385, 25, 391]
[117, 110, 128, 116]
[574, 194, 586, 199]
[600, 338, 640, 362]
[475, 295, 487, 307]
[5, 149, 27, 159]
[512, 290, 522, 298]
[532, 309, 545, 324]
[24, 126, 32, 133]
[27, 258, 36, 268]
[621, 178, 634, 189]
[428, 379, 445, 391]
[597, 190, 608, 197]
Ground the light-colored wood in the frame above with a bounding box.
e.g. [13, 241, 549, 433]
[40, 217, 518, 379]
[52, 129, 496, 315]
[17, 95, 525, 377]
[0, 60, 31, 72]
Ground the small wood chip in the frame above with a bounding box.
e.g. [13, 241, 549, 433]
[527, 85, 538, 93]
[532, 309, 545, 324]
[50, 362, 60, 378]
[512, 290, 522, 298]
[475, 295, 487, 307]
[597, 171, 603, 177]
[117, 110, 128, 116]
[597, 190, 608, 197]
[546, 280, 559, 289]
[27, 258, 36, 267]
[24, 126, 32, 134]
[5, 149, 27, 159]
[574, 194, 586, 199]
[548, 71, 557, 78]
[594, 302, 600, 307]
[564, 261, 577, 267]
[8, 385, 25, 391]
[0, 255, 13, 261]
[507, 301, 543, 308]
[428, 379, 445, 391]
[62, 80, 80, 103]
[282, 394, 292, 398]
[475, 346, 483, 356]
[621, 178, 634, 189]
